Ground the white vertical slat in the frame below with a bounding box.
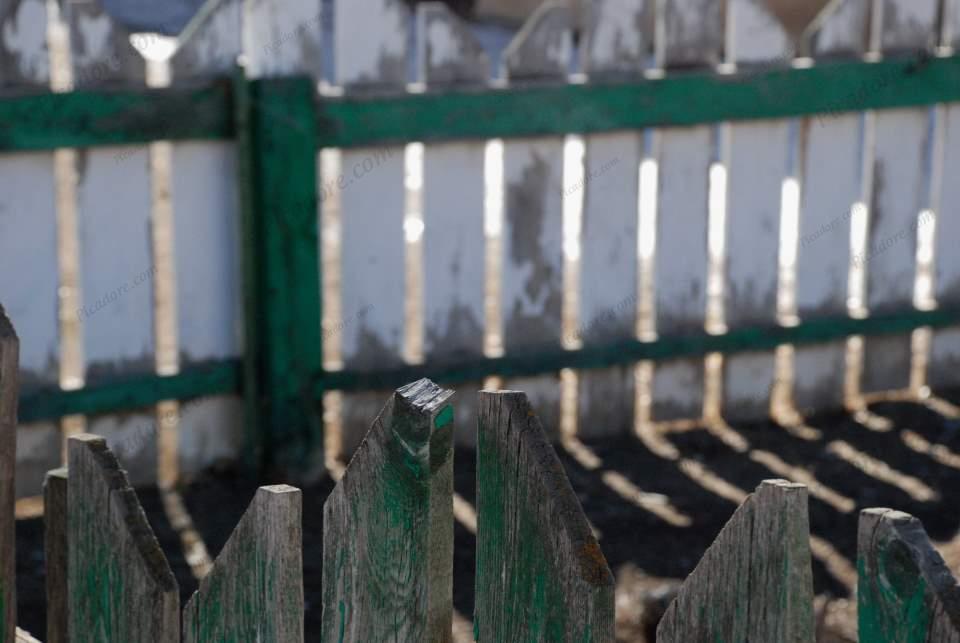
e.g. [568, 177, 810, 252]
[860, 0, 938, 395]
[167, 1, 245, 477]
[576, 0, 648, 438]
[721, 0, 792, 420]
[929, 110, 960, 388]
[418, 3, 488, 447]
[335, 0, 409, 453]
[500, 1, 572, 437]
[66, 1, 155, 486]
[792, 0, 870, 414]
[649, 0, 724, 423]
[0, 0, 61, 498]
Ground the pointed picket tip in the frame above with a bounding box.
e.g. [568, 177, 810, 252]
[726, 0, 795, 67]
[0, 0, 50, 88]
[65, 0, 147, 88]
[657, 0, 723, 70]
[582, 0, 653, 78]
[502, 0, 573, 82]
[858, 508, 960, 642]
[802, 0, 872, 59]
[416, 2, 489, 87]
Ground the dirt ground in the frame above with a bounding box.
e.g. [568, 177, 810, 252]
[15, 389, 960, 641]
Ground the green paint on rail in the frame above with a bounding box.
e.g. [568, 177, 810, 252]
[316, 53, 960, 149]
[0, 81, 233, 152]
[321, 307, 960, 393]
[19, 359, 241, 423]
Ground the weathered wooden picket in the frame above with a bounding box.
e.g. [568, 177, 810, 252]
[3, 306, 960, 640]
[2, 0, 960, 493]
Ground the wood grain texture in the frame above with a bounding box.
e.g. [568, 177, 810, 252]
[44, 467, 68, 643]
[322, 379, 454, 642]
[475, 390, 615, 642]
[0, 305, 19, 643]
[657, 479, 815, 643]
[184, 485, 303, 643]
[67, 434, 178, 642]
[858, 508, 960, 643]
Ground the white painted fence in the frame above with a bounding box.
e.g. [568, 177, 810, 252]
[1, 0, 958, 495]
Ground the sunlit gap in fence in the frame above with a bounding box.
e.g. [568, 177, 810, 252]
[483, 139, 504, 360]
[404, 142, 424, 366]
[560, 135, 584, 440]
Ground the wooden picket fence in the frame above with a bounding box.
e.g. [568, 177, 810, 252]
[3, 309, 960, 642]
[4, 0, 960, 499]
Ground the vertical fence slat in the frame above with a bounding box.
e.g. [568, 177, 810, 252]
[66, 1, 158, 485]
[0, 0, 61, 499]
[722, 0, 792, 420]
[184, 485, 303, 642]
[858, 508, 960, 642]
[168, 0, 245, 478]
[243, 0, 324, 474]
[656, 480, 815, 642]
[67, 434, 178, 641]
[650, 0, 724, 422]
[860, 0, 939, 395]
[500, 1, 572, 436]
[44, 467, 68, 643]
[930, 36, 960, 391]
[418, 2, 488, 447]
[576, 0, 647, 438]
[321, 379, 453, 642]
[0, 305, 18, 643]
[335, 0, 410, 455]
[476, 390, 614, 641]
[792, 1, 870, 414]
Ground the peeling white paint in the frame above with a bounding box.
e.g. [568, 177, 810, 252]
[2, 0, 49, 82]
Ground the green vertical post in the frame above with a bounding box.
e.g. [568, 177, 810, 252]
[246, 75, 323, 476]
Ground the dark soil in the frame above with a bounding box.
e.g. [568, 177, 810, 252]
[16, 390, 960, 641]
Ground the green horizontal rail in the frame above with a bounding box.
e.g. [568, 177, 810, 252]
[316, 52, 959, 148]
[319, 307, 960, 393]
[19, 360, 241, 424]
[16, 308, 960, 425]
[0, 80, 233, 152]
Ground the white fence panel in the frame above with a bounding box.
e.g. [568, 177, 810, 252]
[499, 2, 571, 438]
[335, 0, 410, 454]
[169, 0, 245, 478]
[721, 0, 791, 420]
[650, 0, 724, 423]
[793, 0, 870, 414]
[576, 0, 649, 439]
[0, 0, 61, 498]
[418, 3, 488, 447]
[860, 0, 939, 395]
[67, 1, 157, 486]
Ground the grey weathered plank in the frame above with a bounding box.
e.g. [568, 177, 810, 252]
[657, 479, 815, 643]
[0, 304, 18, 643]
[858, 508, 960, 643]
[184, 484, 303, 643]
[475, 390, 615, 642]
[44, 467, 68, 643]
[321, 379, 454, 643]
[67, 434, 179, 642]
